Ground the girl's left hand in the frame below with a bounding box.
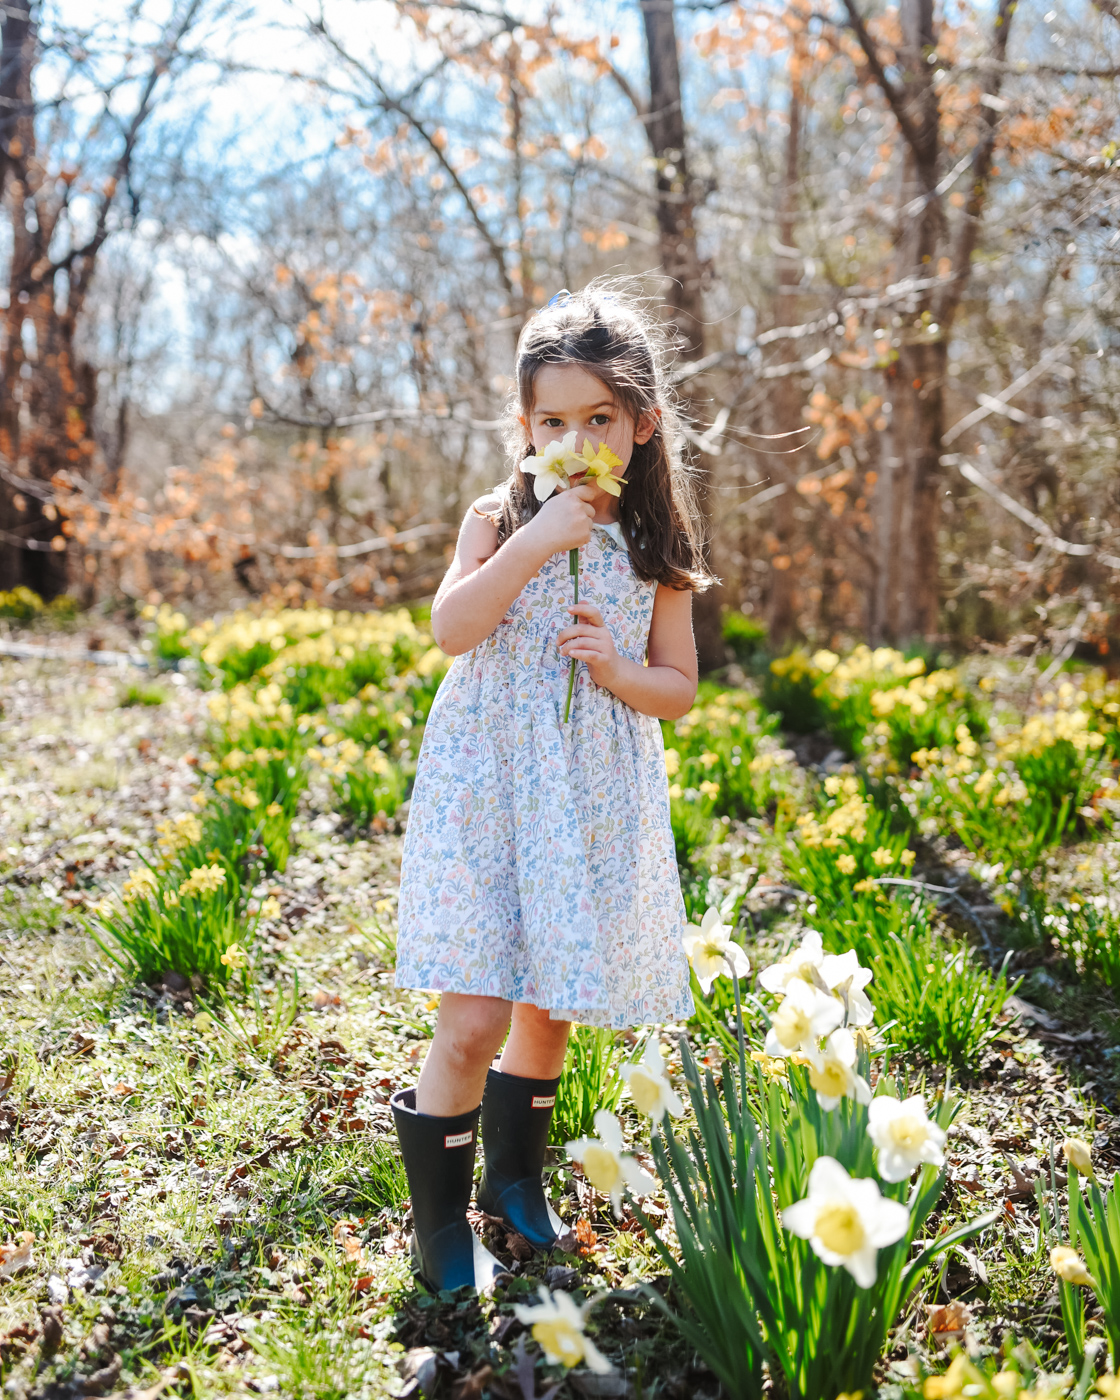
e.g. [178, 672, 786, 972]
[557, 603, 621, 689]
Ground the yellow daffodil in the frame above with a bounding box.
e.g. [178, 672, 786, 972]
[837, 853, 857, 874]
[511, 1286, 612, 1373]
[220, 942, 247, 971]
[265, 802, 283, 817]
[924, 1355, 984, 1399]
[522, 431, 578, 500]
[575, 438, 624, 495]
[1096, 1375, 1120, 1399]
[121, 868, 159, 903]
[871, 846, 895, 867]
[163, 888, 180, 909]
[1050, 1244, 1095, 1287]
[664, 748, 681, 777]
[179, 864, 226, 897]
[259, 896, 282, 920]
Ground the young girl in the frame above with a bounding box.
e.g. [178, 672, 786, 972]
[390, 284, 713, 1291]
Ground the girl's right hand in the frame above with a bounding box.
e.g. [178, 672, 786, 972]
[525, 483, 596, 557]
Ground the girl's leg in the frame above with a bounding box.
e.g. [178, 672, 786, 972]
[415, 992, 512, 1116]
[394, 993, 513, 1293]
[480, 1003, 573, 1248]
[499, 1001, 572, 1077]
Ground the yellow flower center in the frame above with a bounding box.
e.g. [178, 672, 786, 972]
[582, 1144, 622, 1194]
[772, 1000, 811, 1049]
[808, 1059, 849, 1098]
[815, 1200, 865, 1256]
[628, 1069, 663, 1118]
[532, 1319, 585, 1368]
[888, 1115, 928, 1151]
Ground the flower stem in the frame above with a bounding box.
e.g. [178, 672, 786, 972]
[562, 547, 579, 723]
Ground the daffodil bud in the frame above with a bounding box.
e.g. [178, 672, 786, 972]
[1050, 1244, 1095, 1287]
[1062, 1137, 1094, 1176]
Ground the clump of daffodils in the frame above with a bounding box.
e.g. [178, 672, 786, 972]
[156, 812, 204, 860]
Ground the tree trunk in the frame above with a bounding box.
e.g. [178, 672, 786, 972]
[0, 0, 72, 598]
[767, 89, 802, 649]
[639, 0, 724, 671]
[877, 0, 1014, 641]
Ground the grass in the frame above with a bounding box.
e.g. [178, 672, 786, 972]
[3, 639, 1120, 1400]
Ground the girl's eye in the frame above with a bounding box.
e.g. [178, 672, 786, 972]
[590, 414, 610, 426]
[543, 417, 564, 428]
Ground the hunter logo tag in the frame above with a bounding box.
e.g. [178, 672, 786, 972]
[444, 1130, 473, 1149]
[531, 1095, 556, 1109]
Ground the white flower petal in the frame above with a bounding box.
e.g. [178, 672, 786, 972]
[843, 1244, 881, 1289]
[593, 1110, 624, 1153]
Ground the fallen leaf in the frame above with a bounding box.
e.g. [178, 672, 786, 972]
[926, 1300, 971, 1341]
[0, 1232, 33, 1279]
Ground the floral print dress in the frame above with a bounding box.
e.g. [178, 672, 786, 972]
[395, 521, 694, 1029]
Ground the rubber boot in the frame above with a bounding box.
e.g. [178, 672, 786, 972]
[477, 1068, 567, 1249]
[390, 1088, 507, 1292]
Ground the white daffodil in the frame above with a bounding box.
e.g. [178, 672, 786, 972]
[819, 947, 874, 1027]
[620, 1038, 683, 1124]
[566, 1110, 656, 1219]
[806, 1028, 872, 1111]
[866, 1094, 947, 1182]
[522, 431, 578, 500]
[782, 1156, 909, 1288]
[764, 977, 844, 1058]
[682, 907, 751, 995]
[757, 928, 824, 995]
[512, 1286, 613, 1373]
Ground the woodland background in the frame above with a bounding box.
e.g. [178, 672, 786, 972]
[1, 0, 1118, 668]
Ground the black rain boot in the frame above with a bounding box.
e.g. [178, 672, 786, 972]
[390, 1088, 507, 1292]
[477, 1067, 567, 1250]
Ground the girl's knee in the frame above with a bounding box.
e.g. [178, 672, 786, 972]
[437, 994, 510, 1066]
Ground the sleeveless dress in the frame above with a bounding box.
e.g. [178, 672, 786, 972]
[394, 520, 694, 1029]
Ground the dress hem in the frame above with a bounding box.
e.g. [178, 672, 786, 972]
[393, 970, 693, 1029]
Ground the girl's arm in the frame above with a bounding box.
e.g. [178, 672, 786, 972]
[431, 485, 598, 656]
[557, 584, 698, 721]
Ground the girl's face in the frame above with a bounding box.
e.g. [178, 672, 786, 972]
[521, 363, 656, 507]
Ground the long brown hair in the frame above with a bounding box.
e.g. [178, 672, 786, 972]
[495, 281, 714, 593]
